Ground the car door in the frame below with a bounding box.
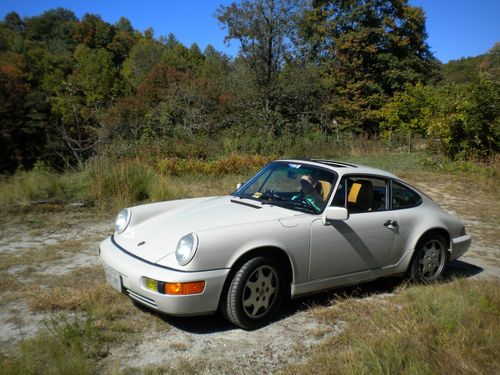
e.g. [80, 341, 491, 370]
[309, 176, 398, 280]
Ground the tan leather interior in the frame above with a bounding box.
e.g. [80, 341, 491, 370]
[318, 180, 332, 201]
[347, 180, 373, 211]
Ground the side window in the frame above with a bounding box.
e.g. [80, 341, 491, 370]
[391, 181, 422, 209]
[332, 176, 388, 213]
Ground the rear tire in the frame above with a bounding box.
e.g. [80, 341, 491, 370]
[410, 234, 449, 283]
[221, 256, 284, 330]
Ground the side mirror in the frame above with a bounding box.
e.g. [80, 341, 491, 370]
[236, 183, 242, 189]
[322, 206, 349, 224]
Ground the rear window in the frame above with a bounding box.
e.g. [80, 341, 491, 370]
[391, 181, 422, 209]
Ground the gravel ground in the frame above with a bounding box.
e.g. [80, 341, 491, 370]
[0, 177, 498, 373]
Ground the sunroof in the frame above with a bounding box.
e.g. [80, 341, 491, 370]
[311, 159, 358, 168]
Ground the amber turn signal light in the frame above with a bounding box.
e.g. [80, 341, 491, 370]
[164, 281, 205, 295]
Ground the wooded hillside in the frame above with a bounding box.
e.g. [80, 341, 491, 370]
[1, 1, 498, 172]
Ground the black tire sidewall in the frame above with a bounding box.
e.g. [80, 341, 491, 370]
[410, 234, 449, 283]
[224, 255, 284, 329]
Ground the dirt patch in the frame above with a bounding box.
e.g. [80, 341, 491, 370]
[410, 177, 500, 277]
[104, 309, 345, 374]
[0, 209, 113, 346]
[0, 301, 50, 347]
[0, 174, 498, 373]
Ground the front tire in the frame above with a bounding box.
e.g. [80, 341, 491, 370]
[410, 234, 449, 283]
[222, 256, 284, 329]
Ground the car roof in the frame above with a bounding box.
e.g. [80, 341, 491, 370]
[277, 159, 399, 179]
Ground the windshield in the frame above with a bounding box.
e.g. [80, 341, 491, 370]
[232, 162, 337, 214]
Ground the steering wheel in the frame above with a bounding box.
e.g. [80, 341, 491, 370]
[299, 197, 316, 210]
[263, 189, 280, 200]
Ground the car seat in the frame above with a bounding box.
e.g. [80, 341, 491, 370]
[317, 180, 332, 201]
[347, 180, 373, 212]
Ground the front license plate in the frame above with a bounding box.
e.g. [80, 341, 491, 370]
[105, 266, 122, 292]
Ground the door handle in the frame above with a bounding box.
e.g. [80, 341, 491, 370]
[384, 220, 398, 228]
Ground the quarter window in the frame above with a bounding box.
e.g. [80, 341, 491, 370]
[391, 181, 422, 209]
[332, 176, 388, 213]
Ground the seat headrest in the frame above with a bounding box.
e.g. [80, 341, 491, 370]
[348, 180, 373, 211]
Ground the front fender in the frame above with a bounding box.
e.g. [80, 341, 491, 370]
[192, 218, 311, 284]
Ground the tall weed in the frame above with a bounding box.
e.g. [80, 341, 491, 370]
[0, 162, 90, 211]
[1, 149, 497, 213]
[88, 158, 166, 209]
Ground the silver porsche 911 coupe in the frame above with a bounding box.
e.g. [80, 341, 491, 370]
[100, 159, 471, 329]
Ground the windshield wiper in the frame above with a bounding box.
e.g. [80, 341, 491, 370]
[261, 199, 317, 214]
[229, 198, 262, 209]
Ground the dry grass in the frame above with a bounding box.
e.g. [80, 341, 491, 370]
[0, 154, 268, 213]
[283, 278, 500, 375]
[1, 150, 497, 214]
[0, 239, 85, 274]
[88, 154, 270, 210]
[1, 267, 169, 374]
[123, 358, 236, 375]
[28, 266, 110, 311]
[403, 173, 500, 249]
[1, 151, 498, 374]
[26, 265, 169, 333]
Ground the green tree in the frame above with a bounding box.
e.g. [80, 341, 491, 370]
[122, 38, 163, 87]
[23, 8, 77, 53]
[4, 11, 24, 32]
[73, 45, 117, 107]
[442, 56, 482, 84]
[216, 0, 303, 130]
[115, 17, 134, 33]
[0, 12, 24, 53]
[379, 82, 436, 150]
[201, 44, 230, 79]
[50, 45, 117, 167]
[107, 17, 137, 65]
[74, 13, 114, 49]
[0, 54, 32, 170]
[162, 40, 204, 72]
[300, 0, 440, 132]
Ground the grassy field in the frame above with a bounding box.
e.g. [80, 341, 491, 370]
[282, 278, 500, 375]
[0, 151, 497, 213]
[2, 275, 498, 374]
[0, 150, 498, 374]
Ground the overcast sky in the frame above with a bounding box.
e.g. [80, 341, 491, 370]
[1, 0, 499, 62]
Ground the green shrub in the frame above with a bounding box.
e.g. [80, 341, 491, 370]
[156, 154, 272, 176]
[429, 75, 499, 159]
[380, 75, 499, 160]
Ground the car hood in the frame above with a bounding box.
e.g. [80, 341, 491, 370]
[113, 196, 295, 263]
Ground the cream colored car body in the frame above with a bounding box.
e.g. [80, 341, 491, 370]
[99, 159, 471, 316]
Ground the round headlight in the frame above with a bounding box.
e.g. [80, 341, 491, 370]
[175, 233, 198, 266]
[115, 208, 131, 234]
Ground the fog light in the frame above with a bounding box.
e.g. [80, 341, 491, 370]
[145, 278, 158, 292]
[164, 281, 205, 295]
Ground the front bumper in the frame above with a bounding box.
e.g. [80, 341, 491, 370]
[450, 234, 472, 261]
[99, 236, 230, 316]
